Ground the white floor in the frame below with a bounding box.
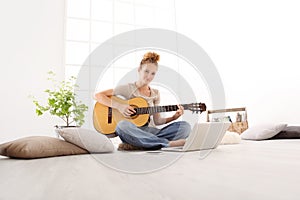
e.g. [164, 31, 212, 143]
[1, 140, 300, 200]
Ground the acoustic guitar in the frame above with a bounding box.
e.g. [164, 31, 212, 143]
[93, 96, 206, 136]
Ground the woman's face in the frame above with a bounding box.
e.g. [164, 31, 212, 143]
[138, 63, 158, 85]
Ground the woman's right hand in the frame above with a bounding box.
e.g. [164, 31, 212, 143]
[118, 104, 136, 118]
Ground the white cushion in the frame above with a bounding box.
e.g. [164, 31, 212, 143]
[56, 128, 114, 153]
[241, 123, 287, 140]
[220, 131, 241, 145]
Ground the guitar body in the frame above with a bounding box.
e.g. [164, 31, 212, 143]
[93, 96, 150, 135]
[93, 96, 206, 136]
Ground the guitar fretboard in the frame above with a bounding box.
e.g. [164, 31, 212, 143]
[135, 104, 189, 115]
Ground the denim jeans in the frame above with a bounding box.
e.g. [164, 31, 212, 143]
[115, 120, 191, 149]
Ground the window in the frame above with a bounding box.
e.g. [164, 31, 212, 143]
[65, 0, 176, 80]
[64, 0, 208, 128]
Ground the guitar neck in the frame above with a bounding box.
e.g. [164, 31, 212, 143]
[135, 104, 189, 115]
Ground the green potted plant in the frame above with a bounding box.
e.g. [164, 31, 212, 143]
[31, 71, 88, 128]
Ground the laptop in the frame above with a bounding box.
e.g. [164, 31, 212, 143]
[161, 122, 231, 152]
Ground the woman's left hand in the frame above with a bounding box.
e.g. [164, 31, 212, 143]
[172, 105, 184, 120]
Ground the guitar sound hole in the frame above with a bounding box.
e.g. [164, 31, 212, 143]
[130, 108, 138, 117]
[130, 113, 137, 117]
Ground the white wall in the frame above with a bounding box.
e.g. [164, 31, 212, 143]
[0, 0, 65, 143]
[176, 0, 300, 125]
[0, 0, 299, 144]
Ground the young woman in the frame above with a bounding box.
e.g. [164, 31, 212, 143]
[94, 52, 191, 150]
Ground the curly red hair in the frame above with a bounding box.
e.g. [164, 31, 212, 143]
[140, 52, 160, 66]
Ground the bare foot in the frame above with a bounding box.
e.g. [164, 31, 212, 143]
[169, 139, 186, 147]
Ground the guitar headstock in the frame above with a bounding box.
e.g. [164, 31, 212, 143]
[187, 103, 207, 114]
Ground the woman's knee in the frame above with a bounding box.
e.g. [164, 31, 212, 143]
[174, 121, 191, 139]
[179, 121, 191, 138]
[116, 120, 131, 133]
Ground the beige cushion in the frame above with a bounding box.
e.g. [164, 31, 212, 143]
[0, 136, 88, 159]
[220, 131, 241, 145]
[55, 127, 114, 153]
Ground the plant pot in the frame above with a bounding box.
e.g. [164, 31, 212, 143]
[54, 125, 80, 138]
[54, 125, 80, 129]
